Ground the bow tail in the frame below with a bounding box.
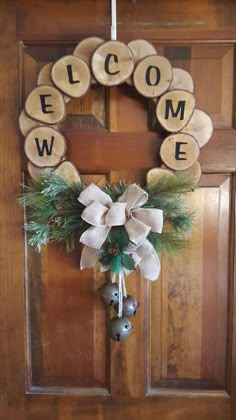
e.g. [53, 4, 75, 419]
[137, 239, 161, 281]
[80, 245, 100, 269]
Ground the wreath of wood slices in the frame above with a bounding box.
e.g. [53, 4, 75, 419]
[19, 37, 213, 342]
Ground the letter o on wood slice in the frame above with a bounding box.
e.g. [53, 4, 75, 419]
[55, 161, 82, 184]
[182, 108, 213, 148]
[25, 85, 66, 124]
[146, 167, 175, 188]
[133, 55, 172, 98]
[160, 133, 200, 171]
[25, 126, 66, 168]
[156, 89, 196, 132]
[37, 62, 71, 103]
[51, 55, 91, 98]
[91, 40, 134, 86]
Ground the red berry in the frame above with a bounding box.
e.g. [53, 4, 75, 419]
[129, 253, 133, 258]
[126, 243, 130, 248]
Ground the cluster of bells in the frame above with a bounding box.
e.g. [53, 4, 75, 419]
[98, 281, 139, 342]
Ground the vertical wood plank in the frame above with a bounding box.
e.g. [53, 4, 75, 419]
[0, 0, 25, 418]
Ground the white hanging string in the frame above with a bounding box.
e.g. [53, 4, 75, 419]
[111, 0, 117, 40]
[118, 273, 123, 317]
[111, 272, 116, 283]
[118, 271, 127, 318]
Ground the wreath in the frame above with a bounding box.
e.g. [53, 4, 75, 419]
[19, 38, 213, 342]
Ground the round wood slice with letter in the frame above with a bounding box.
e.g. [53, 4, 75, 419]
[25, 126, 66, 167]
[160, 133, 200, 171]
[91, 40, 134, 86]
[133, 55, 172, 98]
[25, 85, 66, 125]
[51, 55, 91, 98]
[156, 89, 196, 133]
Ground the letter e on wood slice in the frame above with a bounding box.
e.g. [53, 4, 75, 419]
[156, 90, 196, 132]
[25, 126, 66, 167]
[91, 41, 134, 86]
[51, 55, 91, 98]
[25, 85, 66, 124]
[160, 133, 200, 171]
[133, 55, 172, 98]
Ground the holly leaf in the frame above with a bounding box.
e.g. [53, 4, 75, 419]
[99, 255, 112, 266]
[111, 254, 122, 274]
[121, 254, 136, 271]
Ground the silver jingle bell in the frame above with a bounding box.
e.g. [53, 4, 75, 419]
[98, 281, 119, 306]
[115, 295, 139, 318]
[108, 316, 133, 342]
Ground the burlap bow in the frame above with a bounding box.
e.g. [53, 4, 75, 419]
[80, 239, 161, 281]
[78, 183, 163, 249]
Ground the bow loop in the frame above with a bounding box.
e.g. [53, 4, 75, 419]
[78, 183, 163, 250]
[118, 184, 148, 214]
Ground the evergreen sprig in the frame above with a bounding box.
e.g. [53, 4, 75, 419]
[19, 171, 197, 256]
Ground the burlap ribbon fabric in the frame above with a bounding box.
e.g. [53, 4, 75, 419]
[78, 183, 163, 280]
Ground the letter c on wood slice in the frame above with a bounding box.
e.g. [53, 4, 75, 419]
[133, 55, 172, 98]
[160, 133, 200, 171]
[91, 40, 134, 86]
[24, 126, 66, 168]
[156, 90, 196, 133]
[25, 85, 66, 124]
[51, 55, 91, 98]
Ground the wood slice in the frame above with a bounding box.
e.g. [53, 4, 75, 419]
[133, 55, 172, 98]
[25, 85, 66, 124]
[55, 160, 82, 184]
[19, 109, 58, 137]
[156, 89, 196, 133]
[27, 161, 53, 179]
[146, 167, 175, 188]
[182, 108, 213, 148]
[168, 68, 194, 93]
[74, 37, 104, 64]
[51, 55, 91, 98]
[37, 62, 71, 103]
[161, 161, 202, 182]
[179, 161, 202, 181]
[160, 133, 200, 171]
[19, 109, 42, 136]
[25, 126, 66, 168]
[73, 37, 104, 85]
[91, 40, 134, 86]
[126, 39, 157, 86]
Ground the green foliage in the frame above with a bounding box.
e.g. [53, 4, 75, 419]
[148, 231, 190, 257]
[19, 171, 197, 257]
[99, 228, 136, 274]
[19, 173, 86, 252]
[24, 221, 50, 252]
[103, 180, 128, 202]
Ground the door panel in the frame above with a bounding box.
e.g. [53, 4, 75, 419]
[1, 1, 236, 419]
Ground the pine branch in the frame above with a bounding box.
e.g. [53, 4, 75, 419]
[103, 180, 128, 201]
[24, 221, 50, 252]
[147, 173, 198, 194]
[148, 231, 190, 257]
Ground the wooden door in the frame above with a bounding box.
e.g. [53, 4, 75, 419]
[1, 1, 236, 419]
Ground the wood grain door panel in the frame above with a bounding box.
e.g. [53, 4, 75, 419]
[1, 1, 236, 419]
